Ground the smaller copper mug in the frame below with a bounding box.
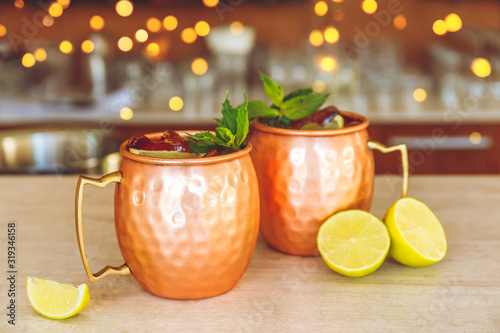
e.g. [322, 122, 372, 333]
[75, 132, 259, 299]
[250, 111, 408, 256]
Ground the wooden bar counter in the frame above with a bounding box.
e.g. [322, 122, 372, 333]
[0, 175, 498, 332]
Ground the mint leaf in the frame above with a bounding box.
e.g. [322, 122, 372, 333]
[235, 94, 249, 148]
[259, 71, 283, 107]
[283, 88, 313, 102]
[247, 100, 280, 120]
[216, 127, 236, 147]
[281, 93, 329, 120]
[218, 92, 237, 135]
[186, 132, 220, 154]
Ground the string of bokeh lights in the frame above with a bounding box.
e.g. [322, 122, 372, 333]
[309, 0, 491, 103]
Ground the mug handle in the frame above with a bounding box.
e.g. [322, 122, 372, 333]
[75, 171, 131, 283]
[367, 141, 409, 198]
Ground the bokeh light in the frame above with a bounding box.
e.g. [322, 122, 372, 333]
[146, 42, 160, 57]
[413, 88, 427, 102]
[202, 0, 219, 7]
[14, 0, 24, 9]
[118, 37, 133, 52]
[393, 14, 407, 30]
[181, 28, 197, 44]
[48, 2, 63, 18]
[332, 10, 344, 21]
[314, 1, 328, 17]
[331, 0, 344, 2]
[309, 29, 324, 47]
[191, 57, 208, 76]
[81, 40, 95, 53]
[320, 56, 337, 72]
[163, 15, 178, 31]
[0, 24, 6, 37]
[135, 29, 148, 43]
[362, 0, 377, 14]
[324, 26, 339, 44]
[89, 15, 105, 32]
[195, 21, 210, 37]
[469, 132, 482, 145]
[445, 13, 462, 32]
[229, 21, 244, 36]
[313, 80, 326, 93]
[146, 17, 162, 33]
[115, 0, 134, 17]
[42, 15, 54, 27]
[169, 96, 184, 111]
[471, 58, 492, 78]
[57, 0, 70, 9]
[120, 107, 134, 120]
[22, 53, 35, 68]
[433, 19, 447, 36]
[59, 40, 73, 54]
[34, 47, 47, 62]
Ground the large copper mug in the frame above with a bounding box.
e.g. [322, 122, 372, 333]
[75, 132, 260, 299]
[249, 111, 408, 256]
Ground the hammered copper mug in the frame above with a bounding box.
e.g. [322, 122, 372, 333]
[75, 132, 259, 299]
[250, 111, 408, 256]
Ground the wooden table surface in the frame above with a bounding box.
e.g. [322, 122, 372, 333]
[0, 175, 499, 332]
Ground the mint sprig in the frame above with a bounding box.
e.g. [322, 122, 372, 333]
[248, 72, 329, 126]
[186, 92, 249, 154]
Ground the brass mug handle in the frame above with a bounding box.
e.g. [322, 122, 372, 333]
[75, 171, 131, 283]
[368, 141, 409, 198]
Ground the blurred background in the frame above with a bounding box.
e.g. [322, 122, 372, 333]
[0, 0, 498, 174]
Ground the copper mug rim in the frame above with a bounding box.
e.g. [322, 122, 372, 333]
[119, 131, 253, 166]
[252, 110, 369, 137]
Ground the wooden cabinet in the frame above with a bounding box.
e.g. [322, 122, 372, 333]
[368, 123, 500, 174]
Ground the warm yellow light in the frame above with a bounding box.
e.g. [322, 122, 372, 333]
[135, 29, 148, 43]
[195, 21, 210, 37]
[332, 0, 344, 2]
[89, 15, 105, 32]
[229, 21, 244, 36]
[120, 107, 134, 120]
[433, 19, 447, 36]
[146, 17, 162, 33]
[81, 40, 95, 53]
[445, 13, 462, 32]
[34, 48, 47, 62]
[163, 15, 178, 31]
[471, 58, 492, 78]
[57, 0, 70, 9]
[469, 132, 482, 145]
[191, 58, 208, 76]
[115, 0, 134, 17]
[314, 1, 328, 16]
[169, 97, 184, 111]
[332, 9, 344, 21]
[309, 29, 324, 47]
[59, 40, 73, 54]
[181, 28, 197, 44]
[42, 15, 54, 27]
[202, 0, 219, 8]
[118, 36, 133, 52]
[393, 14, 407, 30]
[22, 53, 36, 68]
[146, 42, 160, 57]
[312, 80, 326, 93]
[14, 0, 24, 9]
[48, 2, 63, 18]
[413, 88, 427, 103]
[0, 24, 6, 37]
[320, 56, 337, 72]
[362, 0, 377, 15]
[324, 26, 339, 44]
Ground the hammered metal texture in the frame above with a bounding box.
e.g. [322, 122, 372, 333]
[250, 111, 375, 256]
[114, 134, 259, 299]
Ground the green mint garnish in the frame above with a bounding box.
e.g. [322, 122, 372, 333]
[186, 92, 249, 154]
[248, 72, 329, 127]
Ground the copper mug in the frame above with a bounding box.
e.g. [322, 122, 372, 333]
[249, 111, 408, 256]
[75, 132, 260, 299]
